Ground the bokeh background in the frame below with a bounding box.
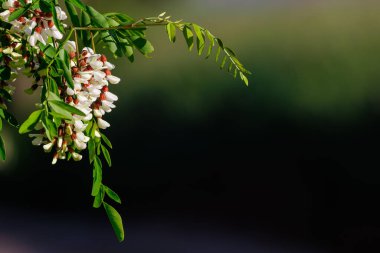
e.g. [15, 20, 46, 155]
[1, 0, 380, 252]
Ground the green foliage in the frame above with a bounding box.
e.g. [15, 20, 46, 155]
[0, 0, 250, 241]
[19, 110, 43, 134]
[104, 202, 124, 242]
[0, 135, 5, 161]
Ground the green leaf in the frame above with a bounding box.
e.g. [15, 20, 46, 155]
[58, 49, 74, 89]
[0, 20, 12, 30]
[0, 118, 2, 131]
[87, 6, 109, 28]
[88, 139, 96, 163]
[220, 55, 227, 70]
[93, 184, 105, 208]
[0, 66, 11, 80]
[50, 1, 64, 33]
[8, 5, 30, 22]
[0, 135, 5, 161]
[48, 101, 74, 120]
[103, 202, 124, 242]
[205, 30, 215, 59]
[240, 72, 249, 86]
[91, 156, 103, 196]
[206, 30, 215, 47]
[131, 37, 154, 56]
[0, 89, 12, 102]
[101, 133, 112, 149]
[19, 110, 43, 134]
[46, 91, 61, 101]
[49, 111, 72, 121]
[228, 62, 234, 73]
[41, 115, 57, 141]
[39, 0, 50, 13]
[104, 185, 121, 204]
[215, 46, 221, 62]
[80, 11, 91, 46]
[193, 24, 205, 56]
[182, 25, 194, 51]
[49, 100, 85, 117]
[101, 145, 112, 167]
[166, 23, 176, 43]
[3, 110, 19, 128]
[65, 0, 86, 11]
[65, 1, 80, 27]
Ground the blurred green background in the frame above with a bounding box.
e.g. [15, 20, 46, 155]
[1, 0, 380, 252]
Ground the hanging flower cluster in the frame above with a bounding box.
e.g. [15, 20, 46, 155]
[34, 45, 121, 165]
[0, 0, 251, 242]
[1, 0, 66, 46]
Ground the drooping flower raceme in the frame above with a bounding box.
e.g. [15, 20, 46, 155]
[1, 0, 67, 46]
[28, 43, 120, 164]
[0, 0, 251, 242]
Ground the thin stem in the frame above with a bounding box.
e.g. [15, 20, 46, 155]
[72, 22, 168, 31]
[47, 28, 75, 69]
[74, 29, 80, 65]
[90, 31, 95, 53]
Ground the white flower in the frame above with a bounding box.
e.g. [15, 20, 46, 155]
[29, 134, 44, 146]
[104, 61, 115, 70]
[64, 40, 76, 53]
[81, 47, 94, 57]
[94, 130, 102, 138]
[52, 153, 58, 165]
[2, 0, 15, 9]
[57, 137, 63, 148]
[97, 118, 110, 129]
[55, 6, 67, 20]
[74, 138, 87, 150]
[76, 132, 90, 143]
[45, 25, 63, 40]
[107, 75, 121, 84]
[0, 10, 10, 20]
[74, 120, 87, 132]
[72, 152, 83, 161]
[24, 21, 37, 35]
[28, 30, 47, 46]
[93, 109, 103, 118]
[105, 91, 118, 102]
[43, 142, 54, 152]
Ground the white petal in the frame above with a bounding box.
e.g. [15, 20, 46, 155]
[107, 75, 120, 84]
[51, 26, 63, 40]
[83, 113, 93, 121]
[74, 139, 87, 150]
[104, 61, 115, 70]
[105, 91, 118, 102]
[28, 34, 37, 47]
[94, 130, 101, 138]
[0, 10, 10, 20]
[72, 152, 83, 161]
[66, 87, 75, 96]
[93, 109, 103, 118]
[93, 70, 106, 81]
[32, 136, 43, 146]
[74, 120, 86, 132]
[55, 6, 67, 20]
[102, 100, 116, 108]
[97, 118, 110, 129]
[52, 155, 58, 165]
[64, 40, 76, 53]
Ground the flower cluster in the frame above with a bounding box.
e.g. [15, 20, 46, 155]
[29, 43, 120, 164]
[0, 0, 67, 46]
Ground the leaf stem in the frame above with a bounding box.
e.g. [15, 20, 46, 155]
[47, 27, 75, 69]
[72, 22, 168, 31]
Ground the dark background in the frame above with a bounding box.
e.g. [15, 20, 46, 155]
[1, 0, 380, 252]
